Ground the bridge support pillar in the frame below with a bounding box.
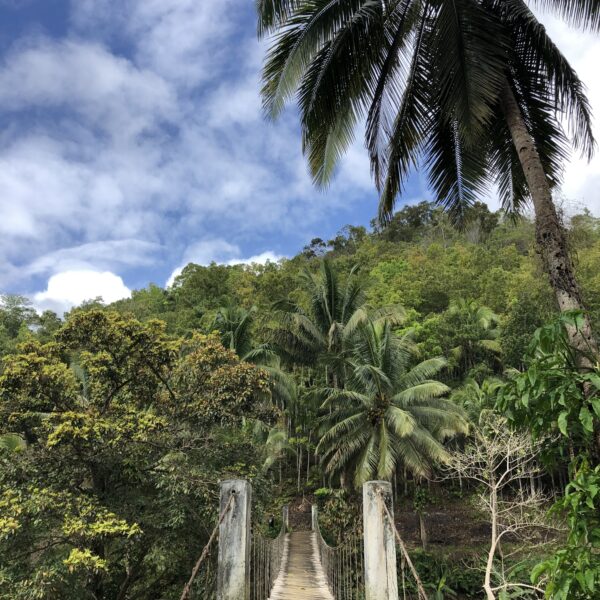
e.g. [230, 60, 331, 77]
[363, 481, 399, 600]
[217, 479, 252, 600]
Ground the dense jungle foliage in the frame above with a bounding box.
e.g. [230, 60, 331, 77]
[1, 202, 600, 599]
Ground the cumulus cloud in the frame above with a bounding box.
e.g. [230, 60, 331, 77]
[34, 270, 131, 314]
[71, 0, 241, 86]
[0, 11, 374, 299]
[166, 240, 283, 287]
[24, 240, 161, 277]
[538, 14, 600, 215]
[1, 0, 597, 306]
[227, 251, 283, 266]
[0, 37, 177, 136]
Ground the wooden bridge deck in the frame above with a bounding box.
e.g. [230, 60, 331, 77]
[268, 531, 333, 600]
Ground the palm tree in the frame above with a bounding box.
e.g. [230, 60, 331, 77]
[258, 0, 599, 360]
[211, 304, 296, 409]
[270, 261, 364, 372]
[445, 299, 501, 375]
[271, 260, 404, 386]
[0, 433, 26, 453]
[451, 376, 505, 423]
[212, 304, 257, 360]
[317, 317, 468, 487]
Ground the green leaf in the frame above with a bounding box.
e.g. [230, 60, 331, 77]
[585, 569, 595, 592]
[558, 411, 569, 436]
[587, 374, 600, 390]
[579, 406, 594, 433]
[531, 562, 546, 583]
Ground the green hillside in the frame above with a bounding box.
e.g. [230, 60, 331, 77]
[1, 203, 600, 599]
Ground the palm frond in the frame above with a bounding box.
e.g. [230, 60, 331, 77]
[529, 0, 600, 31]
[397, 356, 447, 388]
[385, 405, 416, 437]
[377, 422, 397, 480]
[424, 109, 490, 226]
[366, 0, 419, 186]
[430, 0, 506, 137]
[393, 381, 451, 405]
[378, 2, 432, 221]
[257, 0, 303, 35]
[353, 431, 379, 486]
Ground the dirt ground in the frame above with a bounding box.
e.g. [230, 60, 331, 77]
[287, 494, 314, 530]
[285, 491, 491, 554]
[395, 496, 491, 553]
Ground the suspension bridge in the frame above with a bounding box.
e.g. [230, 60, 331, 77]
[180, 479, 428, 600]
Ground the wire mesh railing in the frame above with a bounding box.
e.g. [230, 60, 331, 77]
[312, 506, 365, 600]
[250, 508, 288, 600]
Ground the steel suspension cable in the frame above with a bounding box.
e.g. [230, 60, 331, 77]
[313, 507, 365, 600]
[377, 492, 429, 600]
[250, 512, 287, 600]
[180, 492, 236, 600]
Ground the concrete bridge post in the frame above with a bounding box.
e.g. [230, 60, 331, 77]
[363, 481, 399, 600]
[217, 479, 252, 600]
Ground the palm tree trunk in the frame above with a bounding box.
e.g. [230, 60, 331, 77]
[501, 81, 600, 460]
[500, 81, 598, 362]
[418, 512, 428, 551]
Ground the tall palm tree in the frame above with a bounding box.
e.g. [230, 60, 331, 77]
[271, 260, 405, 385]
[445, 299, 501, 374]
[317, 317, 468, 487]
[212, 304, 257, 360]
[451, 376, 505, 423]
[257, 0, 599, 360]
[211, 304, 296, 409]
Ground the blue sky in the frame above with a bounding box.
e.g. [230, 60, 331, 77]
[0, 0, 598, 313]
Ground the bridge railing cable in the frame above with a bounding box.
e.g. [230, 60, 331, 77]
[312, 506, 365, 600]
[377, 491, 429, 600]
[179, 492, 235, 600]
[250, 507, 288, 600]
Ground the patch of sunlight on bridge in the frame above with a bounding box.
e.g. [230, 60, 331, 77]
[268, 531, 334, 600]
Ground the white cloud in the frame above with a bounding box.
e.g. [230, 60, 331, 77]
[34, 270, 131, 314]
[24, 240, 161, 277]
[535, 13, 600, 215]
[0, 38, 177, 138]
[0, 2, 384, 300]
[166, 241, 283, 287]
[71, 0, 240, 87]
[227, 251, 283, 266]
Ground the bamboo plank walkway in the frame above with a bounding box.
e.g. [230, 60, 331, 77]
[268, 531, 334, 600]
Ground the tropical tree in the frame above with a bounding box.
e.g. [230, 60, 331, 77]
[317, 317, 468, 487]
[271, 260, 404, 386]
[0, 311, 274, 600]
[212, 304, 266, 362]
[445, 299, 501, 375]
[211, 304, 297, 410]
[451, 376, 504, 423]
[257, 0, 599, 360]
[270, 261, 364, 375]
